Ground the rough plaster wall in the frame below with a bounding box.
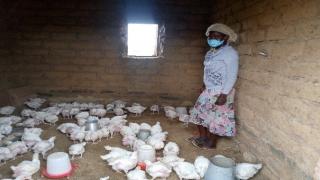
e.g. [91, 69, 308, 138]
[210, 0, 320, 179]
[0, 0, 210, 105]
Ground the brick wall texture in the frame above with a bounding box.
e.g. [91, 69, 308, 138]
[1, 0, 320, 179]
[0, 0, 211, 105]
[210, 0, 320, 179]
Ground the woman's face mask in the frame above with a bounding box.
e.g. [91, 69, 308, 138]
[207, 39, 224, 48]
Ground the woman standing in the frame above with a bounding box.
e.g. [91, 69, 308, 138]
[189, 23, 239, 149]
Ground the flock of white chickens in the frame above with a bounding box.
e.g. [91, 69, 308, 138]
[0, 98, 262, 180]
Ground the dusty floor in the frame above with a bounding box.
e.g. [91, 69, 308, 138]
[0, 112, 242, 180]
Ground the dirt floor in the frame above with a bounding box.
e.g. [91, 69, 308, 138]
[0, 112, 242, 180]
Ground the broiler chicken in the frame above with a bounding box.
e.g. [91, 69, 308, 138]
[165, 109, 177, 119]
[69, 142, 86, 159]
[163, 142, 179, 156]
[126, 105, 146, 116]
[150, 121, 162, 135]
[44, 114, 59, 125]
[159, 154, 185, 168]
[99, 117, 111, 127]
[0, 147, 15, 163]
[109, 151, 138, 173]
[235, 163, 262, 180]
[0, 124, 12, 135]
[8, 141, 28, 157]
[0, 106, 16, 116]
[21, 131, 42, 148]
[75, 111, 89, 119]
[113, 107, 125, 116]
[32, 136, 56, 158]
[101, 146, 132, 164]
[70, 126, 86, 142]
[120, 126, 135, 137]
[145, 160, 172, 180]
[84, 131, 99, 143]
[128, 122, 140, 134]
[150, 105, 160, 114]
[10, 153, 40, 179]
[90, 108, 107, 117]
[127, 167, 148, 180]
[21, 109, 36, 117]
[172, 161, 200, 180]
[57, 123, 79, 134]
[194, 156, 210, 178]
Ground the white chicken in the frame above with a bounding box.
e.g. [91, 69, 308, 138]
[0, 116, 22, 125]
[75, 111, 89, 119]
[163, 142, 179, 156]
[32, 136, 56, 158]
[24, 128, 42, 136]
[0, 147, 15, 163]
[151, 121, 162, 135]
[112, 100, 126, 109]
[109, 151, 138, 174]
[235, 163, 262, 180]
[24, 97, 46, 109]
[140, 123, 151, 131]
[84, 131, 99, 143]
[128, 122, 140, 134]
[194, 156, 210, 178]
[163, 105, 175, 111]
[57, 123, 79, 134]
[145, 160, 172, 180]
[172, 161, 201, 180]
[44, 114, 59, 125]
[70, 126, 86, 142]
[165, 109, 177, 119]
[120, 126, 135, 137]
[11, 153, 40, 179]
[106, 103, 114, 112]
[114, 107, 125, 116]
[8, 141, 28, 157]
[97, 127, 110, 140]
[147, 131, 168, 150]
[21, 109, 36, 117]
[127, 167, 148, 180]
[101, 146, 132, 164]
[150, 104, 160, 114]
[122, 135, 137, 149]
[99, 117, 111, 127]
[179, 114, 190, 126]
[90, 108, 107, 117]
[17, 118, 38, 128]
[0, 106, 16, 116]
[159, 154, 185, 168]
[41, 106, 61, 116]
[21, 131, 42, 148]
[77, 118, 87, 126]
[0, 124, 12, 135]
[126, 105, 146, 116]
[69, 142, 86, 160]
[100, 176, 110, 180]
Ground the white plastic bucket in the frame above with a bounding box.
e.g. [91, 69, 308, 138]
[138, 145, 155, 163]
[47, 152, 72, 176]
[204, 155, 235, 180]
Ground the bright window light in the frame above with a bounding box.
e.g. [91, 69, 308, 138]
[127, 23, 158, 57]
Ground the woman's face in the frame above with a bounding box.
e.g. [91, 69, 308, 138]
[208, 31, 228, 41]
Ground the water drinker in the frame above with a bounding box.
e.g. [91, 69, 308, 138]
[204, 155, 236, 180]
[138, 144, 156, 163]
[85, 119, 100, 131]
[42, 152, 76, 179]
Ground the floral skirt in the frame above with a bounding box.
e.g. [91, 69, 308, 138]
[189, 89, 236, 137]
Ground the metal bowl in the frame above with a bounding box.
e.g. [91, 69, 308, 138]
[137, 129, 151, 141]
[85, 120, 100, 131]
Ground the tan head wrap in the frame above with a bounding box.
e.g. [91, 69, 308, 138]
[205, 23, 238, 42]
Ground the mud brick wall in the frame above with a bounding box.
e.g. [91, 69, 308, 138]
[210, 0, 320, 179]
[0, 0, 211, 104]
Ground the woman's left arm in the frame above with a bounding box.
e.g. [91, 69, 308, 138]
[215, 53, 239, 106]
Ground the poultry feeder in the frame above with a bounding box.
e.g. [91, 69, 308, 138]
[42, 152, 77, 179]
[204, 155, 236, 180]
[137, 129, 151, 141]
[138, 144, 156, 163]
[85, 119, 100, 131]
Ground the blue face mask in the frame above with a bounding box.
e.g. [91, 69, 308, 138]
[207, 39, 224, 48]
